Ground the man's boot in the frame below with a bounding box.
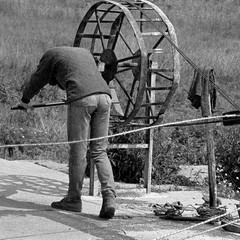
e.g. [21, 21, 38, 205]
[99, 191, 116, 219]
[51, 196, 82, 212]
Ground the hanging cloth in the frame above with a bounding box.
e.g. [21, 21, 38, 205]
[188, 67, 216, 112]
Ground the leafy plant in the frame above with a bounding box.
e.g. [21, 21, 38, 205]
[107, 127, 146, 183]
[215, 126, 240, 198]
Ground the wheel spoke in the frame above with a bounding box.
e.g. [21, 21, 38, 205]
[107, 13, 125, 51]
[124, 77, 138, 116]
[117, 54, 141, 63]
[114, 75, 135, 106]
[119, 31, 134, 55]
[95, 10, 106, 50]
[90, 6, 115, 52]
[116, 67, 132, 74]
[155, 72, 173, 81]
[152, 34, 165, 49]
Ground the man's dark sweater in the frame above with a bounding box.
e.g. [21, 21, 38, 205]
[21, 46, 111, 104]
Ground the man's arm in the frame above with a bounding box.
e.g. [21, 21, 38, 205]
[22, 51, 54, 103]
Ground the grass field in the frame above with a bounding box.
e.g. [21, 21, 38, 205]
[0, 0, 240, 169]
[1, 0, 239, 109]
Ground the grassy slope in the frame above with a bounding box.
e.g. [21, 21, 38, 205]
[167, 0, 240, 111]
[0, 0, 240, 161]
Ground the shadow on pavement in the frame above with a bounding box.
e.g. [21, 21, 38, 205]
[0, 174, 135, 240]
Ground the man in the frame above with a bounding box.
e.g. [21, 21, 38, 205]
[18, 46, 116, 218]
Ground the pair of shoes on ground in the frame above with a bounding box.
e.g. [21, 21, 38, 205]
[51, 193, 115, 219]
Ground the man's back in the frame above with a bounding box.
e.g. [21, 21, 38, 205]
[22, 47, 111, 104]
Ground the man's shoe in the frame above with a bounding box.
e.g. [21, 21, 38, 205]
[51, 196, 82, 212]
[99, 191, 115, 219]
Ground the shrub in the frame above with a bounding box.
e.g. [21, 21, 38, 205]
[215, 126, 240, 197]
[0, 104, 68, 162]
[107, 127, 146, 183]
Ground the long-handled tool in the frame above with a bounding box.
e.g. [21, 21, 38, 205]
[11, 101, 66, 110]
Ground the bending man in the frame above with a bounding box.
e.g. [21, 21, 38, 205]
[18, 46, 116, 218]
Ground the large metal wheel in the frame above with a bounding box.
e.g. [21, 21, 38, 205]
[73, 0, 180, 127]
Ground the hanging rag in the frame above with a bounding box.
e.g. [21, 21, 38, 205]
[188, 67, 216, 111]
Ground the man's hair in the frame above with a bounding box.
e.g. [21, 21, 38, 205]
[99, 49, 117, 84]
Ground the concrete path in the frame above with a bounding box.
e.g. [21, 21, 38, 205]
[0, 158, 239, 240]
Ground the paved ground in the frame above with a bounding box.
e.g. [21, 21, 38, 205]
[0, 158, 239, 240]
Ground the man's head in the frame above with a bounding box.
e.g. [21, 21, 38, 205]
[99, 49, 118, 84]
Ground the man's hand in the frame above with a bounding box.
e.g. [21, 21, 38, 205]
[17, 101, 34, 110]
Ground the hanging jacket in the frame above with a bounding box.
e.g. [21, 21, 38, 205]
[188, 67, 216, 111]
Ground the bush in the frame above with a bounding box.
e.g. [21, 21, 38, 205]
[215, 126, 240, 197]
[108, 149, 145, 183]
[0, 104, 68, 162]
[107, 127, 146, 183]
[105, 125, 207, 185]
[151, 124, 240, 197]
[169, 125, 207, 165]
[151, 130, 181, 185]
